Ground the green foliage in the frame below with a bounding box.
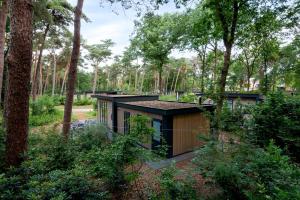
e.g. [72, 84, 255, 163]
[29, 110, 63, 127]
[0, 125, 110, 199]
[159, 95, 177, 101]
[249, 93, 300, 161]
[52, 95, 66, 106]
[29, 95, 63, 126]
[0, 117, 158, 198]
[73, 98, 93, 106]
[30, 95, 56, 116]
[194, 141, 300, 200]
[77, 116, 154, 191]
[220, 100, 245, 132]
[150, 164, 197, 200]
[179, 93, 197, 103]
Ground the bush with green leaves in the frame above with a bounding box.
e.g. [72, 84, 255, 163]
[76, 116, 155, 192]
[179, 93, 197, 103]
[30, 95, 56, 116]
[149, 164, 198, 200]
[52, 95, 66, 106]
[73, 97, 93, 106]
[0, 116, 159, 199]
[220, 101, 246, 132]
[249, 92, 300, 162]
[193, 141, 300, 200]
[0, 124, 110, 199]
[29, 95, 63, 126]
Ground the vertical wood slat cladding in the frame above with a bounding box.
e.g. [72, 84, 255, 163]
[173, 113, 210, 156]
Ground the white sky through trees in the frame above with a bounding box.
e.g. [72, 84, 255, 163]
[68, 0, 197, 70]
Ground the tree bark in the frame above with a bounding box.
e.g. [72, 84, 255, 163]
[62, 0, 84, 139]
[92, 64, 98, 94]
[51, 52, 56, 96]
[158, 64, 163, 94]
[0, 0, 7, 105]
[60, 59, 70, 96]
[32, 23, 49, 100]
[5, 0, 33, 167]
[173, 66, 181, 93]
[38, 58, 43, 95]
[215, 0, 239, 132]
[43, 64, 50, 93]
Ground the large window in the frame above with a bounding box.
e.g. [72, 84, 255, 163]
[152, 119, 162, 149]
[124, 111, 131, 134]
[99, 100, 108, 124]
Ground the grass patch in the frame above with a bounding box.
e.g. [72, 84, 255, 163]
[29, 110, 63, 127]
[159, 95, 177, 101]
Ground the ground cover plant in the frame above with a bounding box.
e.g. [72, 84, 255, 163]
[29, 95, 63, 127]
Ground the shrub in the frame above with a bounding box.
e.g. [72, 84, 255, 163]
[52, 95, 66, 106]
[220, 101, 246, 132]
[179, 93, 197, 103]
[73, 98, 93, 106]
[29, 110, 63, 127]
[249, 92, 300, 162]
[30, 95, 56, 116]
[193, 141, 300, 200]
[150, 164, 197, 200]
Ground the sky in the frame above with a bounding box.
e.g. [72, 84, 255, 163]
[68, 0, 197, 67]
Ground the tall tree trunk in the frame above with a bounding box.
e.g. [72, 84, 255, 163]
[170, 71, 175, 93]
[200, 54, 206, 93]
[173, 66, 181, 93]
[43, 64, 50, 93]
[62, 0, 84, 138]
[216, 44, 232, 129]
[32, 23, 49, 100]
[135, 69, 138, 92]
[31, 49, 38, 83]
[165, 69, 170, 94]
[215, 0, 239, 133]
[140, 72, 144, 93]
[212, 42, 218, 92]
[61, 60, 70, 95]
[0, 0, 7, 105]
[5, 0, 33, 167]
[92, 65, 98, 93]
[158, 64, 163, 94]
[38, 59, 43, 95]
[51, 52, 56, 96]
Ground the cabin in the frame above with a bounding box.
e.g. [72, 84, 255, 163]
[195, 92, 263, 111]
[92, 94, 213, 158]
[74, 90, 118, 100]
[92, 94, 159, 131]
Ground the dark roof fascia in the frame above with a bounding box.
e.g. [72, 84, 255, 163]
[116, 102, 214, 116]
[195, 92, 262, 100]
[91, 95, 159, 103]
[85, 91, 118, 94]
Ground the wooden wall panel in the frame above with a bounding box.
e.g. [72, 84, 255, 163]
[173, 113, 210, 156]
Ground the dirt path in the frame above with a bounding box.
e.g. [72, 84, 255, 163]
[56, 105, 96, 121]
